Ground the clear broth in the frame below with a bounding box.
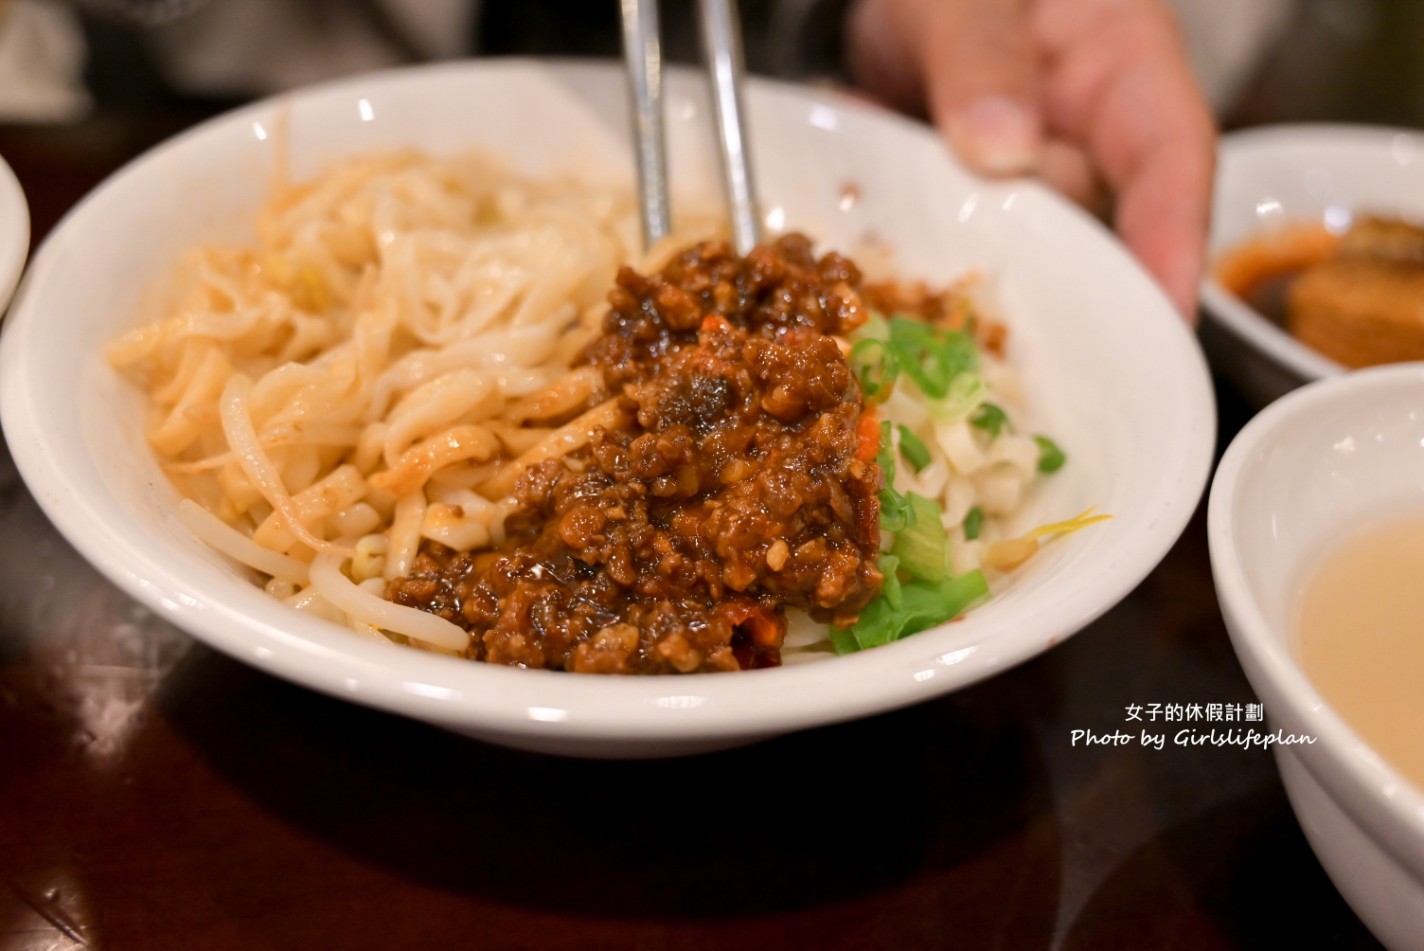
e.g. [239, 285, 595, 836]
[1296, 510, 1424, 791]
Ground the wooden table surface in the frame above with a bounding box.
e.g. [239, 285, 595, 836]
[0, 110, 1386, 950]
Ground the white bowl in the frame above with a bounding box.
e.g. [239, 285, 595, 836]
[1209, 363, 1424, 949]
[1200, 124, 1424, 407]
[0, 150, 28, 316]
[0, 60, 1215, 757]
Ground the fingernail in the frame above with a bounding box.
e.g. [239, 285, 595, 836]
[947, 97, 1041, 175]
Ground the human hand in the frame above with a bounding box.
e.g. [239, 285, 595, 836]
[847, 0, 1216, 318]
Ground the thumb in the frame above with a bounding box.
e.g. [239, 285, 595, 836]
[919, 0, 1043, 176]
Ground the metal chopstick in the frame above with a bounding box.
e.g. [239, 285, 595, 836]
[699, 0, 761, 254]
[620, 0, 762, 254]
[620, 0, 672, 249]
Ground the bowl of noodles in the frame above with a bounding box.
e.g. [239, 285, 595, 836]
[0, 60, 1214, 756]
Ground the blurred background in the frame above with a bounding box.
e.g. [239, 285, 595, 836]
[4, 0, 1424, 252]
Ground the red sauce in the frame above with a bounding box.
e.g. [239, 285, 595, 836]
[1213, 221, 1338, 326]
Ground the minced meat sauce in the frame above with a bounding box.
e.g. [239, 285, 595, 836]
[387, 233, 884, 673]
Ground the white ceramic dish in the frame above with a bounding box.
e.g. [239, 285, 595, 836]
[1209, 363, 1424, 949]
[0, 60, 1215, 757]
[0, 150, 28, 317]
[1199, 123, 1424, 407]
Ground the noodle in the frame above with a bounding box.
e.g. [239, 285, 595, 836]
[219, 374, 353, 557]
[174, 498, 310, 585]
[309, 552, 466, 651]
[107, 150, 717, 651]
[477, 398, 624, 500]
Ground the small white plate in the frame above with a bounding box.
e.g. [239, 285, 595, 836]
[1200, 123, 1424, 407]
[0, 60, 1215, 757]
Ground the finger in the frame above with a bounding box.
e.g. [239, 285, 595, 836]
[1105, 57, 1214, 319]
[1039, 138, 1107, 215]
[1037, 0, 1215, 317]
[848, 0, 1045, 174]
[845, 0, 932, 115]
[1113, 136, 1214, 319]
[919, 0, 1043, 175]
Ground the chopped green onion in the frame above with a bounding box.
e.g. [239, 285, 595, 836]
[895, 571, 989, 635]
[878, 553, 903, 610]
[927, 371, 988, 422]
[886, 315, 978, 400]
[837, 594, 898, 651]
[891, 492, 949, 583]
[1034, 434, 1067, 473]
[879, 489, 911, 533]
[835, 570, 990, 653]
[971, 402, 1011, 438]
[853, 311, 890, 342]
[849, 338, 899, 403]
[876, 420, 896, 483]
[963, 505, 984, 541]
[896, 425, 931, 473]
[828, 624, 860, 655]
[876, 420, 911, 531]
[832, 311, 1079, 656]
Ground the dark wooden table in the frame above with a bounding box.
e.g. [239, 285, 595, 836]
[0, 112, 1385, 950]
